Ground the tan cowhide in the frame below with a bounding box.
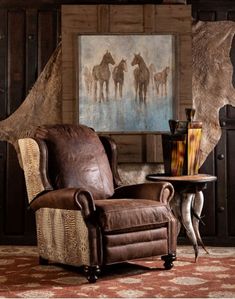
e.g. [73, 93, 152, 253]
[193, 21, 235, 167]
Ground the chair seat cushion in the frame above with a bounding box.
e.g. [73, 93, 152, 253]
[95, 199, 172, 233]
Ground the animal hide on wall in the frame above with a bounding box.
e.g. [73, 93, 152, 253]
[193, 21, 235, 167]
[0, 43, 62, 163]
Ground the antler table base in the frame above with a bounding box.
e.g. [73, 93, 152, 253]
[146, 174, 217, 261]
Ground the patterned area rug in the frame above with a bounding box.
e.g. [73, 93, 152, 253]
[0, 246, 234, 298]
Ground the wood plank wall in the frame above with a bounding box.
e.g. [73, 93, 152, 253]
[61, 4, 192, 163]
[0, 6, 60, 244]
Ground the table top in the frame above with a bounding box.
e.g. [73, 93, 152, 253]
[146, 174, 217, 184]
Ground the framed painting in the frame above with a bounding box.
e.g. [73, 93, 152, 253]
[76, 34, 176, 132]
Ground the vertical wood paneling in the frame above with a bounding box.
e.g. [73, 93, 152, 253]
[8, 10, 25, 114]
[110, 5, 144, 33]
[179, 34, 192, 102]
[0, 6, 60, 244]
[216, 11, 229, 20]
[62, 5, 98, 123]
[144, 5, 155, 33]
[227, 130, 235, 236]
[56, 8, 61, 44]
[146, 134, 163, 163]
[227, 11, 235, 20]
[215, 130, 228, 239]
[155, 5, 191, 33]
[0, 10, 7, 242]
[0, 10, 7, 120]
[197, 10, 216, 20]
[98, 5, 110, 33]
[111, 135, 144, 163]
[227, 105, 235, 118]
[0, 141, 6, 240]
[38, 10, 57, 74]
[26, 9, 38, 93]
[5, 10, 26, 236]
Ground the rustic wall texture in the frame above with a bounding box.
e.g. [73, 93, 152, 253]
[0, 16, 234, 181]
[192, 21, 235, 166]
[0, 43, 62, 163]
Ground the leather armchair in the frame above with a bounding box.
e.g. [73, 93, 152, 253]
[18, 124, 177, 283]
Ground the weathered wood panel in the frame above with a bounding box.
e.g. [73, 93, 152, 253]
[26, 9, 38, 92]
[110, 5, 144, 32]
[144, 5, 155, 33]
[111, 134, 144, 163]
[179, 34, 192, 107]
[146, 134, 163, 163]
[62, 4, 192, 162]
[8, 10, 25, 113]
[38, 10, 57, 74]
[155, 5, 191, 33]
[197, 10, 216, 21]
[0, 11, 8, 239]
[0, 10, 7, 121]
[62, 5, 98, 122]
[227, 129, 235, 236]
[98, 5, 110, 33]
[5, 10, 26, 237]
[0, 141, 6, 241]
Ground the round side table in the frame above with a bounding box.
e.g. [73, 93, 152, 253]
[146, 174, 217, 261]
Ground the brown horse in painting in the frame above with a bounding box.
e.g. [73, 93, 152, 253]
[92, 51, 115, 102]
[154, 66, 170, 97]
[131, 54, 150, 103]
[112, 59, 127, 99]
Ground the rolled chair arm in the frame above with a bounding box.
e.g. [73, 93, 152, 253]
[30, 188, 96, 218]
[112, 182, 174, 205]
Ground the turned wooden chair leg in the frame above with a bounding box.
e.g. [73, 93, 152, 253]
[39, 256, 49, 265]
[84, 265, 101, 283]
[161, 253, 176, 270]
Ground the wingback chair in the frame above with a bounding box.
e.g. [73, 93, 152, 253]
[18, 124, 177, 283]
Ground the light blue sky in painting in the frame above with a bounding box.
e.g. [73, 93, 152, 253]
[78, 35, 175, 132]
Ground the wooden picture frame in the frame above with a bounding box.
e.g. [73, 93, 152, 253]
[62, 5, 192, 162]
[76, 34, 177, 133]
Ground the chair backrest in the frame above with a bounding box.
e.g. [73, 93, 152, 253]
[33, 124, 114, 200]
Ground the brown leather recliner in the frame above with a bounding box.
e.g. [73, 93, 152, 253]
[18, 124, 177, 283]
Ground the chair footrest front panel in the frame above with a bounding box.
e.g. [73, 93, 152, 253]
[36, 208, 90, 267]
[103, 227, 168, 264]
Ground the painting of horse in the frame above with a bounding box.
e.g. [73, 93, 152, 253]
[92, 51, 115, 102]
[112, 59, 127, 99]
[131, 54, 150, 103]
[78, 35, 175, 132]
[154, 66, 170, 97]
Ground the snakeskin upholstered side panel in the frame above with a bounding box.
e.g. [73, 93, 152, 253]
[36, 208, 90, 266]
[18, 138, 52, 204]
